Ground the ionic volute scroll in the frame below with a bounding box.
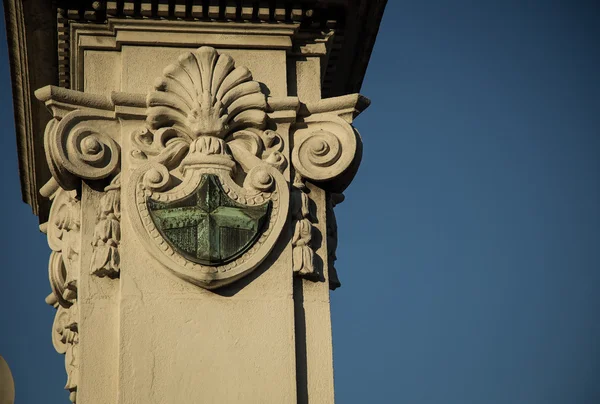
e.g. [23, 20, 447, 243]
[35, 87, 122, 191]
[291, 94, 368, 193]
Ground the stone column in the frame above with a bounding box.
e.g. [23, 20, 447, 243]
[12, 3, 382, 403]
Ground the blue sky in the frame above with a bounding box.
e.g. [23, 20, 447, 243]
[1, 1, 600, 403]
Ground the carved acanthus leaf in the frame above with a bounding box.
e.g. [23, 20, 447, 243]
[45, 188, 81, 403]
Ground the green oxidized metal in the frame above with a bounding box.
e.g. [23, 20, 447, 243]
[148, 174, 271, 266]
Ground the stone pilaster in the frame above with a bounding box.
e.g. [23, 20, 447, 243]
[23, 5, 379, 403]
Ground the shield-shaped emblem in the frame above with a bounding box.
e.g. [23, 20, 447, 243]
[147, 174, 271, 266]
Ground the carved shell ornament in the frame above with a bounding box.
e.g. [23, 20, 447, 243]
[127, 47, 289, 289]
[147, 46, 267, 140]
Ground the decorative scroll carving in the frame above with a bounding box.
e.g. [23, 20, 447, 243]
[292, 115, 358, 182]
[126, 46, 290, 289]
[326, 192, 345, 290]
[45, 188, 81, 403]
[42, 111, 121, 190]
[292, 174, 316, 277]
[91, 174, 121, 278]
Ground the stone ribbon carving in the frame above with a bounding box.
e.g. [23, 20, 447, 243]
[90, 174, 121, 278]
[292, 173, 316, 277]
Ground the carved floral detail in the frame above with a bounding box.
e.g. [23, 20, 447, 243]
[292, 173, 315, 277]
[45, 188, 81, 403]
[91, 174, 121, 278]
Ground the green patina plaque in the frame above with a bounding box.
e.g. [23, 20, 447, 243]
[148, 174, 271, 266]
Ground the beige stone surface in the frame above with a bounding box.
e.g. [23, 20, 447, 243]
[77, 184, 120, 404]
[120, 46, 287, 97]
[83, 51, 121, 95]
[292, 57, 323, 103]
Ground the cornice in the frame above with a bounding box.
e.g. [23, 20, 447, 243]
[3, 0, 58, 220]
[3, 0, 37, 214]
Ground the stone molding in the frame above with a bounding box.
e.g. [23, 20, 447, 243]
[59, 1, 309, 23]
[68, 19, 300, 92]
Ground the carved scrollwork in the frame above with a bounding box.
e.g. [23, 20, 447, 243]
[90, 174, 121, 278]
[291, 115, 358, 182]
[44, 110, 120, 190]
[45, 188, 81, 403]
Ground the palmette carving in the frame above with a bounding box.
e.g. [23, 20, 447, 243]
[45, 188, 81, 403]
[147, 46, 267, 140]
[90, 174, 121, 278]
